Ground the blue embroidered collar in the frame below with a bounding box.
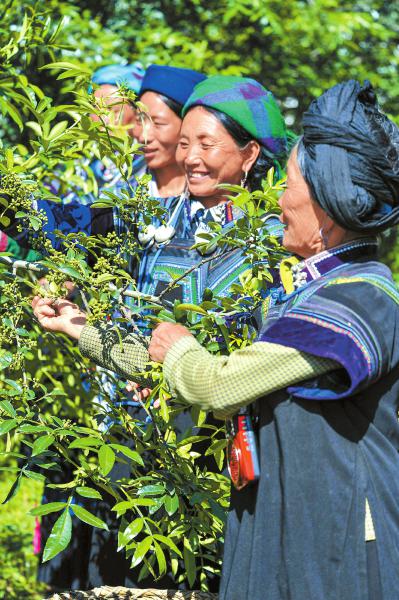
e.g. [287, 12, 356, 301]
[291, 237, 378, 290]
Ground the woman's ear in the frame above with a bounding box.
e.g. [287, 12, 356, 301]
[318, 210, 347, 248]
[242, 140, 261, 173]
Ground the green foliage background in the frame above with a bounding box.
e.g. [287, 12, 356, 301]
[0, 471, 45, 600]
[0, 1, 398, 597]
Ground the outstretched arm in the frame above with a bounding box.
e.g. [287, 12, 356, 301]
[81, 321, 339, 418]
[150, 323, 338, 418]
[32, 296, 152, 386]
[32, 303, 339, 417]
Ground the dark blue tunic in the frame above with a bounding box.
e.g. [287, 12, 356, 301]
[220, 239, 399, 600]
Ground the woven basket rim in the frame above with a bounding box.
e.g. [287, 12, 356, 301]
[44, 586, 219, 600]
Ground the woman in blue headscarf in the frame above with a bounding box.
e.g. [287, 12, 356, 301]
[44, 62, 145, 206]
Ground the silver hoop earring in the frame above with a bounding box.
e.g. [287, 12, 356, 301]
[240, 170, 248, 188]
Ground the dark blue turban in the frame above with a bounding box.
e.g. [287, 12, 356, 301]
[139, 65, 207, 109]
[298, 80, 399, 233]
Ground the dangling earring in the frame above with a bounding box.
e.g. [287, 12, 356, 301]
[319, 227, 328, 249]
[240, 170, 248, 188]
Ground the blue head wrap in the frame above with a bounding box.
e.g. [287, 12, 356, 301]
[91, 62, 145, 93]
[298, 80, 399, 233]
[139, 65, 207, 110]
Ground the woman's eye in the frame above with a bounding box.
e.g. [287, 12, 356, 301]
[178, 142, 189, 149]
[201, 144, 212, 150]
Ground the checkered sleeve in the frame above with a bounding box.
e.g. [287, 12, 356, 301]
[79, 325, 152, 386]
[163, 337, 339, 419]
[79, 324, 338, 419]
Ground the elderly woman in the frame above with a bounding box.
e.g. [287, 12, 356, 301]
[34, 80, 399, 599]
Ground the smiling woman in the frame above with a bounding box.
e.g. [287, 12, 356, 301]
[176, 106, 260, 208]
[133, 64, 207, 198]
[134, 90, 184, 195]
[179, 75, 287, 201]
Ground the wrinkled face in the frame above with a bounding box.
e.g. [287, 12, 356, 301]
[176, 106, 255, 201]
[278, 148, 331, 258]
[133, 91, 182, 170]
[90, 85, 136, 135]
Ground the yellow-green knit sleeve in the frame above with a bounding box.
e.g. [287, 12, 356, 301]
[163, 337, 339, 418]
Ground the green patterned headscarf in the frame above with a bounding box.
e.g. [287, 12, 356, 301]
[182, 75, 287, 158]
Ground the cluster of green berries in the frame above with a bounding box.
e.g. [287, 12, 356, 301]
[0, 172, 37, 212]
[46, 271, 69, 292]
[2, 281, 20, 300]
[0, 282, 25, 321]
[1, 333, 36, 370]
[93, 256, 110, 272]
[86, 298, 109, 325]
[102, 231, 121, 249]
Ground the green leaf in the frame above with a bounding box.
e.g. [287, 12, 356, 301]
[98, 445, 115, 476]
[32, 434, 54, 457]
[132, 536, 152, 564]
[112, 500, 132, 516]
[4, 379, 23, 393]
[0, 400, 16, 418]
[1, 472, 22, 504]
[184, 540, 197, 587]
[174, 303, 207, 320]
[41, 61, 91, 74]
[137, 484, 164, 497]
[29, 502, 66, 516]
[47, 120, 68, 141]
[56, 265, 84, 280]
[0, 419, 17, 436]
[43, 509, 72, 561]
[154, 540, 167, 575]
[205, 438, 227, 456]
[71, 504, 109, 530]
[94, 273, 118, 284]
[5, 102, 23, 131]
[152, 534, 182, 557]
[164, 494, 179, 516]
[0, 215, 10, 228]
[68, 436, 102, 449]
[18, 425, 49, 434]
[130, 498, 157, 507]
[110, 444, 144, 466]
[26, 121, 43, 137]
[75, 486, 102, 500]
[23, 470, 46, 482]
[121, 517, 144, 545]
[28, 215, 42, 231]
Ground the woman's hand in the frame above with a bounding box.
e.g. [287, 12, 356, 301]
[149, 322, 193, 363]
[126, 381, 152, 402]
[32, 296, 87, 340]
